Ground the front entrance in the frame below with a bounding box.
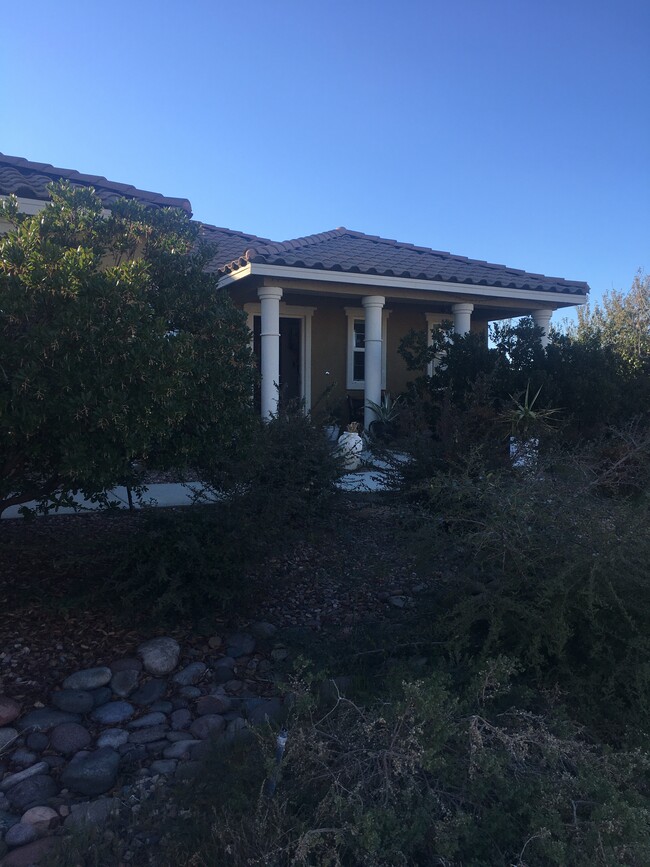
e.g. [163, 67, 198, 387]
[253, 316, 302, 409]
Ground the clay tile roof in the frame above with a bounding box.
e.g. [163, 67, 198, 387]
[0, 153, 192, 214]
[217, 226, 590, 296]
[199, 223, 278, 273]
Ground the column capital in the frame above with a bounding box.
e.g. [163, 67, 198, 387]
[362, 294, 386, 309]
[451, 302, 474, 315]
[258, 287, 283, 302]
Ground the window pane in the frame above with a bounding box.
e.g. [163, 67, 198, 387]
[354, 321, 365, 348]
[353, 351, 365, 382]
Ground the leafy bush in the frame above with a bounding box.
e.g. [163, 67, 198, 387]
[405, 444, 650, 743]
[102, 405, 344, 623]
[156, 660, 650, 866]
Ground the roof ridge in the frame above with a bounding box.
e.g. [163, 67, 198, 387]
[199, 222, 276, 245]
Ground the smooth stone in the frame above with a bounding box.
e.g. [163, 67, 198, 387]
[162, 740, 201, 759]
[271, 648, 289, 662]
[90, 687, 113, 708]
[127, 713, 166, 730]
[90, 702, 134, 725]
[64, 797, 118, 829]
[118, 743, 147, 764]
[62, 667, 112, 691]
[171, 663, 206, 687]
[42, 756, 65, 770]
[149, 701, 173, 714]
[196, 695, 231, 716]
[149, 760, 177, 775]
[110, 670, 139, 698]
[189, 715, 225, 740]
[8, 750, 36, 769]
[213, 656, 236, 671]
[137, 638, 180, 676]
[49, 723, 91, 755]
[250, 621, 277, 640]
[0, 811, 20, 833]
[61, 748, 119, 797]
[19, 806, 58, 834]
[5, 776, 58, 812]
[128, 725, 168, 745]
[16, 710, 80, 733]
[226, 633, 256, 658]
[0, 794, 9, 811]
[109, 658, 142, 674]
[0, 728, 19, 753]
[4, 823, 37, 848]
[169, 697, 189, 711]
[166, 731, 192, 742]
[0, 764, 49, 793]
[131, 679, 166, 706]
[96, 729, 129, 749]
[212, 669, 233, 685]
[51, 690, 94, 715]
[0, 836, 55, 865]
[24, 734, 48, 753]
[178, 686, 201, 700]
[0, 699, 21, 728]
[170, 709, 192, 731]
[145, 740, 167, 754]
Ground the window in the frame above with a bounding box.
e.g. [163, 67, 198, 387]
[345, 308, 389, 390]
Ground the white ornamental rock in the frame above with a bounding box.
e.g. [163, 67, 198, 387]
[137, 638, 180, 676]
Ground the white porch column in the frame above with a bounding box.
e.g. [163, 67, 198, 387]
[362, 295, 385, 430]
[258, 287, 283, 419]
[452, 302, 474, 335]
[532, 308, 553, 348]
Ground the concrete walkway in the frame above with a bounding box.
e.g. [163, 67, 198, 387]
[2, 458, 398, 518]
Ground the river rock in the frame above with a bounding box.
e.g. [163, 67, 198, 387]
[189, 715, 224, 740]
[131, 679, 166, 706]
[247, 698, 284, 727]
[0, 763, 50, 793]
[19, 806, 58, 835]
[110, 670, 139, 698]
[162, 740, 201, 759]
[4, 821, 38, 848]
[8, 750, 36, 769]
[250, 622, 277, 640]
[196, 695, 231, 716]
[0, 836, 56, 866]
[0, 811, 19, 834]
[0, 699, 21, 727]
[226, 633, 256, 658]
[96, 729, 129, 749]
[172, 662, 206, 687]
[127, 712, 166, 729]
[90, 687, 113, 708]
[62, 667, 112, 691]
[90, 702, 134, 725]
[0, 729, 18, 753]
[24, 734, 48, 753]
[109, 658, 142, 674]
[149, 759, 177, 775]
[149, 701, 173, 714]
[137, 638, 180, 676]
[128, 725, 168, 745]
[5, 776, 58, 812]
[170, 709, 192, 731]
[61, 748, 119, 797]
[16, 709, 80, 733]
[51, 689, 94, 714]
[50, 723, 91, 755]
[64, 797, 118, 829]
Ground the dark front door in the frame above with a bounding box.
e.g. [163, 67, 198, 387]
[253, 316, 302, 411]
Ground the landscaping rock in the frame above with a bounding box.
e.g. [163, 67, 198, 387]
[19, 806, 58, 835]
[0, 836, 55, 866]
[4, 823, 37, 848]
[170, 709, 191, 731]
[23, 734, 47, 754]
[109, 658, 142, 674]
[96, 729, 129, 749]
[62, 667, 112, 691]
[247, 698, 284, 726]
[16, 709, 80, 733]
[226, 633, 256, 658]
[64, 797, 118, 829]
[0, 700, 21, 728]
[250, 622, 277, 640]
[4, 776, 58, 813]
[0, 764, 50, 793]
[8, 751, 35, 769]
[90, 702, 134, 725]
[51, 689, 94, 714]
[110, 670, 139, 698]
[137, 638, 180, 676]
[149, 701, 173, 714]
[196, 695, 231, 716]
[172, 662, 206, 687]
[127, 712, 166, 729]
[49, 723, 91, 755]
[128, 726, 168, 745]
[189, 715, 225, 740]
[178, 686, 201, 700]
[118, 744, 147, 765]
[162, 740, 201, 759]
[149, 760, 177, 775]
[131, 679, 166, 706]
[0, 730, 18, 753]
[90, 687, 113, 708]
[165, 731, 191, 742]
[0, 811, 19, 834]
[61, 749, 119, 797]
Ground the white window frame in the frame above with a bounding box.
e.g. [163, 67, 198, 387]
[344, 307, 389, 390]
[244, 302, 315, 410]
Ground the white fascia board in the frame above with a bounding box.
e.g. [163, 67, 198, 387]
[218, 262, 587, 306]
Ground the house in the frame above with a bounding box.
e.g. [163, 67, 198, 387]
[0, 153, 590, 428]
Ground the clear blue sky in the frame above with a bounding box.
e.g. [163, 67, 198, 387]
[2, 0, 648, 312]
